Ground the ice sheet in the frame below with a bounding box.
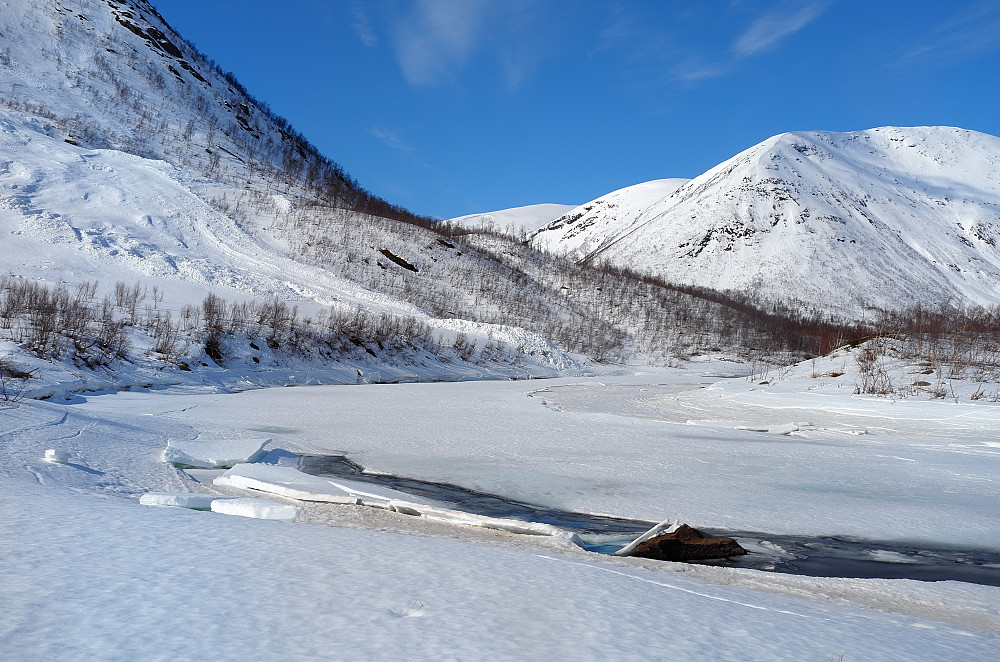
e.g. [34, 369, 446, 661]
[139, 492, 233, 510]
[210, 497, 300, 521]
[213, 463, 362, 505]
[163, 437, 270, 469]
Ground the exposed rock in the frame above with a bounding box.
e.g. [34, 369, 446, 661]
[629, 524, 747, 562]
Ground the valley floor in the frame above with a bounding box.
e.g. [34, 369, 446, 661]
[2, 353, 999, 660]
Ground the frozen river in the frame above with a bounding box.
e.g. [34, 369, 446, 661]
[4, 356, 1000, 659]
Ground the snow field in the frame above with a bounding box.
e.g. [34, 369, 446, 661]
[104, 366, 1000, 548]
[3, 480, 998, 661]
[2, 368, 999, 658]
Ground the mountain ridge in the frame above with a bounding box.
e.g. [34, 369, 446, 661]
[533, 126, 1000, 316]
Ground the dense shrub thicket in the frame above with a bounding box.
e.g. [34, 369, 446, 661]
[0, 275, 535, 377]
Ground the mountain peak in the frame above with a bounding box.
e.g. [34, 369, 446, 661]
[534, 126, 1000, 316]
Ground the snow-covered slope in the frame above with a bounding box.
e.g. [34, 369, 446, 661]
[0, 0, 355, 201]
[0, 0, 591, 386]
[532, 179, 690, 253]
[448, 203, 576, 235]
[533, 128, 1000, 316]
[0, 108, 410, 317]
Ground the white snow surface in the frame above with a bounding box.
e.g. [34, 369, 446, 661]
[448, 203, 577, 234]
[532, 178, 690, 252]
[533, 128, 1000, 316]
[3, 357, 999, 659]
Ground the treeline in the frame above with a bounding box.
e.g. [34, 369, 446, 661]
[263, 198, 872, 365]
[0, 276, 539, 378]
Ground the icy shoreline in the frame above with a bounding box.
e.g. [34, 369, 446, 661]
[4, 362, 1000, 659]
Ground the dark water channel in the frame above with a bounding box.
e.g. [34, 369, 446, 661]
[298, 454, 1000, 587]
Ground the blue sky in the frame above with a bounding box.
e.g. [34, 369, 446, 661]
[161, 1, 1000, 219]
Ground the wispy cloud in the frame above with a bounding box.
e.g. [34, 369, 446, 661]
[390, 0, 492, 86]
[369, 126, 436, 170]
[670, 59, 731, 82]
[369, 126, 413, 154]
[385, 0, 549, 89]
[732, 1, 827, 58]
[351, 1, 378, 48]
[592, 5, 640, 56]
[896, 1, 1000, 66]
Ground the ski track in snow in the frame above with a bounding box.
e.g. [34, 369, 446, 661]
[536, 555, 815, 620]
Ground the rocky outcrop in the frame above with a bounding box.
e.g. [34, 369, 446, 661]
[629, 524, 747, 562]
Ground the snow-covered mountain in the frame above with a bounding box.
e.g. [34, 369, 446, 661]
[448, 203, 576, 235]
[533, 128, 1000, 316]
[0, 0, 597, 386]
[7, 0, 879, 390]
[532, 179, 690, 252]
[6, 0, 999, 396]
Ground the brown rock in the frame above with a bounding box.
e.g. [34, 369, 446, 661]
[630, 524, 747, 562]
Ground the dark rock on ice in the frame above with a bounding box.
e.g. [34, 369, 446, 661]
[630, 524, 747, 562]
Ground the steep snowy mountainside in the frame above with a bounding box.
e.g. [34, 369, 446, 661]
[0, 0, 369, 212]
[0, 109, 415, 317]
[448, 203, 576, 235]
[0, 0, 594, 383]
[532, 128, 1000, 316]
[532, 179, 690, 254]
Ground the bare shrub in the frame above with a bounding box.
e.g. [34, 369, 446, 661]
[0, 359, 33, 403]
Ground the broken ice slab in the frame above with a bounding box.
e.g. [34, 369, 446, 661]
[139, 492, 235, 510]
[213, 463, 362, 504]
[210, 497, 300, 521]
[44, 449, 70, 463]
[163, 437, 270, 469]
[387, 499, 582, 542]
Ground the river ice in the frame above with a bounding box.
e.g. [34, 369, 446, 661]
[2, 357, 999, 659]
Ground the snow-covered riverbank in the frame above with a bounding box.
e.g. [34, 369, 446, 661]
[3, 358, 999, 659]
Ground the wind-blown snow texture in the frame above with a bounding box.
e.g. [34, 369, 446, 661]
[534, 128, 1000, 316]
